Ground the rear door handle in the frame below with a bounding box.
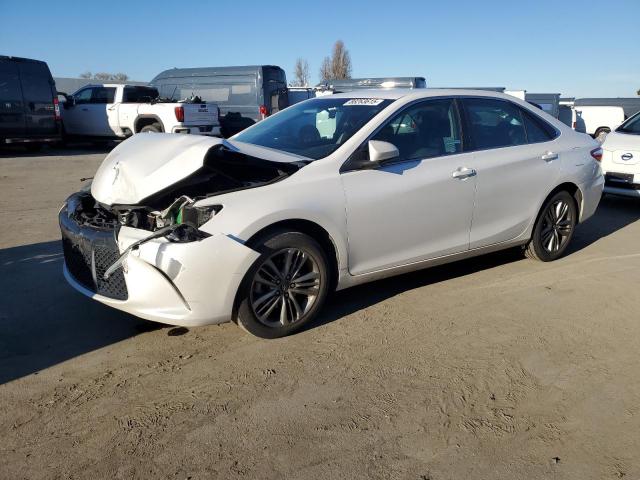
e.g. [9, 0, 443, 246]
[451, 167, 477, 179]
[541, 151, 559, 162]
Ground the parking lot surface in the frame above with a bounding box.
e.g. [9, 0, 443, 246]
[1, 146, 640, 479]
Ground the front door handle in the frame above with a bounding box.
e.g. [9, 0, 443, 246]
[541, 151, 559, 162]
[81, 108, 89, 111]
[452, 167, 477, 180]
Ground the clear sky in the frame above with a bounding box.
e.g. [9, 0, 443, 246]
[1, 0, 638, 98]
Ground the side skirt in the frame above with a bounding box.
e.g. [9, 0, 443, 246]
[335, 237, 529, 291]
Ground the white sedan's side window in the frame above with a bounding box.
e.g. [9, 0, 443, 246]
[463, 98, 527, 149]
[372, 99, 462, 160]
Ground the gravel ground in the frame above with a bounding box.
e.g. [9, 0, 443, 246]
[1, 145, 640, 479]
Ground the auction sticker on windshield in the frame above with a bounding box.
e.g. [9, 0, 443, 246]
[343, 98, 384, 106]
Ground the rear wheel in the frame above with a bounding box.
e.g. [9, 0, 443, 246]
[526, 191, 577, 262]
[140, 123, 162, 133]
[234, 230, 329, 338]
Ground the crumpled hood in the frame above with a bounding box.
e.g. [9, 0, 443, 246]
[92, 134, 225, 205]
[91, 133, 306, 206]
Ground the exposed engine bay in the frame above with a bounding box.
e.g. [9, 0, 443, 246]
[67, 144, 304, 237]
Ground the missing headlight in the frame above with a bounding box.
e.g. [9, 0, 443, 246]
[165, 223, 211, 243]
[178, 204, 222, 228]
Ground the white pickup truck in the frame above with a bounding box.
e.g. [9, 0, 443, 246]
[60, 84, 221, 140]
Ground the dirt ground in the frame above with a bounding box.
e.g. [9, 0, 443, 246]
[1, 145, 640, 480]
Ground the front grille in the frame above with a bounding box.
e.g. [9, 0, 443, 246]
[60, 206, 128, 300]
[94, 246, 128, 300]
[62, 237, 94, 289]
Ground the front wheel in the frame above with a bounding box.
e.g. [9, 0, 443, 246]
[526, 191, 577, 261]
[234, 231, 329, 338]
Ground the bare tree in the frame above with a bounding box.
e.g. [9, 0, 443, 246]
[111, 73, 129, 82]
[637, 88, 640, 96]
[291, 58, 310, 87]
[319, 56, 332, 82]
[82, 72, 130, 81]
[331, 40, 352, 80]
[319, 40, 352, 81]
[93, 72, 113, 81]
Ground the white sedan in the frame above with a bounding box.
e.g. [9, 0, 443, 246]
[59, 89, 604, 338]
[600, 111, 640, 197]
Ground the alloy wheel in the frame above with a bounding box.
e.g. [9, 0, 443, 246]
[540, 199, 573, 254]
[249, 248, 321, 327]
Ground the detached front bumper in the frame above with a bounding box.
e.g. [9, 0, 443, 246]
[59, 199, 259, 326]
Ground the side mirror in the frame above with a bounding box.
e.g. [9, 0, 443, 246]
[64, 95, 75, 108]
[368, 140, 399, 164]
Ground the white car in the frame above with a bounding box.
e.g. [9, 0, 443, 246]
[59, 89, 604, 338]
[600, 111, 640, 197]
[61, 84, 221, 140]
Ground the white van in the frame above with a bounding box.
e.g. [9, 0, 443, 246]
[574, 106, 625, 138]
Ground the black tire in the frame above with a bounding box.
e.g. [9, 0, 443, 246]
[25, 143, 42, 152]
[140, 123, 162, 133]
[526, 191, 577, 262]
[234, 230, 330, 338]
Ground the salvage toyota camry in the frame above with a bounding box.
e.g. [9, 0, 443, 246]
[60, 89, 604, 338]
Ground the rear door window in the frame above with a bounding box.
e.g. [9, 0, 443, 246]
[463, 98, 527, 150]
[123, 86, 158, 103]
[90, 87, 116, 104]
[0, 61, 23, 103]
[521, 109, 554, 143]
[18, 62, 53, 103]
[0, 60, 25, 133]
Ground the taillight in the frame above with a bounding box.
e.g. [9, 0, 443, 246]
[590, 147, 603, 162]
[572, 121, 576, 129]
[174, 106, 185, 122]
[53, 97, 61, 121]
[259, 104, 267, 119]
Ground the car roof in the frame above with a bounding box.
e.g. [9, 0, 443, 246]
[329, 88, 522, 102]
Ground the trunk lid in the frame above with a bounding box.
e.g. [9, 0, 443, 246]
[603, 131, 640, 165]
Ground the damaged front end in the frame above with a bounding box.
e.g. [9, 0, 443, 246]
[59, 135, 303, 306]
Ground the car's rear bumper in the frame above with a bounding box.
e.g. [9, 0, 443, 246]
[60, 201, 259, 327]
[602, 171, 640, 197]
[171, 125, 221, 137]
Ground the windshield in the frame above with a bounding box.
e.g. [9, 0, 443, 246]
[233, 97, 394, 160]
[616, 112, 640, 134]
